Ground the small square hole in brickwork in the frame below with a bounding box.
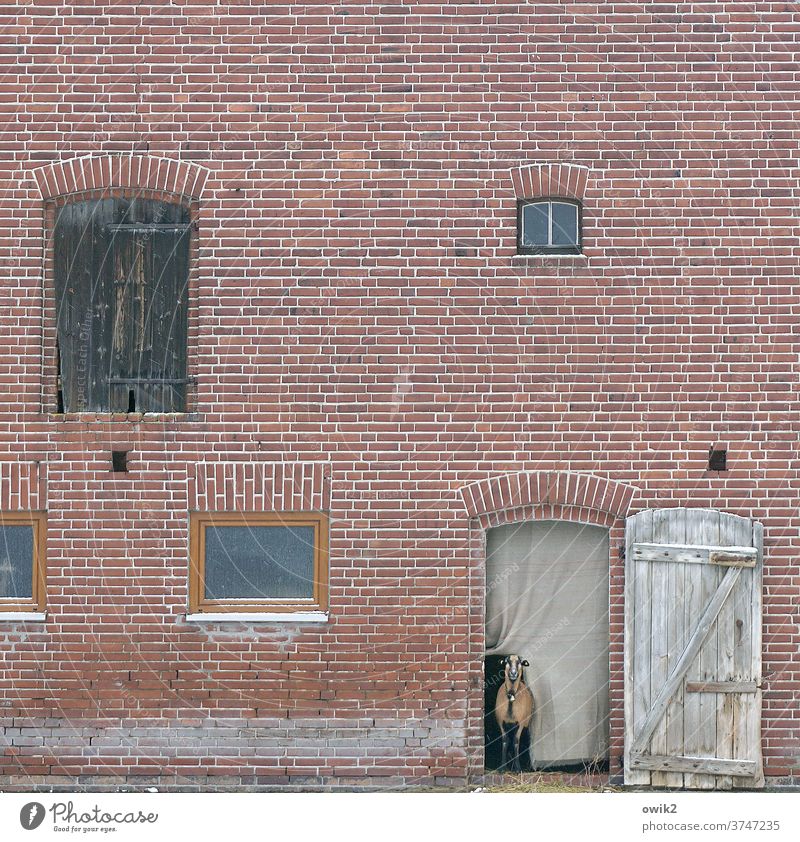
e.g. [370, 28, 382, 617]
[708, 447, 727, 472]
[112, 451, 129, 473]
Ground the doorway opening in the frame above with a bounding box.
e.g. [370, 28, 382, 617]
[484, 520, 610, 772]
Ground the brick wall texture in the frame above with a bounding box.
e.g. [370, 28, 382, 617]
[1, 1, 799, 789]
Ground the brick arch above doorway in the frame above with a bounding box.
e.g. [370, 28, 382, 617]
[459, 471, 639, 521]
[31, 154, 209, 200]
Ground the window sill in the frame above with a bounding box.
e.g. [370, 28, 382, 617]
[184, 611, 329, 624]
[46, 412, 203, 422]
[511, 253, 589, 266]
[0, 612, 47, 622]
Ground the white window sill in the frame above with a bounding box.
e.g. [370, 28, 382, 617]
[511, 253, 589, 261]
[184, 611, 328, 624]
[0, 612, 47, 622]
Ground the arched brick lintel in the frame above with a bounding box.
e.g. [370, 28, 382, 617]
[459, 471, 639, 521]
[31, 154, 209, 201]
[510, 162, 589, 201]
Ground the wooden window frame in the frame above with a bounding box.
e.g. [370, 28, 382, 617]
[517, 198, 582, 255]
[189, 512, 329, 614]
[0, 512, 46, 613]
[42, 187, 199, 416]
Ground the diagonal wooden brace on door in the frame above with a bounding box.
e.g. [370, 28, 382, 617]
[630, 565, 743, 756]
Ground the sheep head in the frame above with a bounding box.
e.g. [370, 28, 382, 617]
[503, 654, 530, 683]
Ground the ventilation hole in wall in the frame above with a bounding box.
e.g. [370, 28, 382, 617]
[56, 389, 64, 414]
[708, 447, 727, 472]
[127, 389, 136, 413]
[112, 451, 129, 473]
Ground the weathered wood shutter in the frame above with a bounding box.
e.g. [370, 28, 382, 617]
[53, 197, 190, 413]
[624, 508, 763, 789]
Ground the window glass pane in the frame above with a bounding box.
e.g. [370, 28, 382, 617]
[0, 525, 34, 600]
[551, 202, 579, 246]
[521, 202, 549, 247]
[204, 525, 315, 600]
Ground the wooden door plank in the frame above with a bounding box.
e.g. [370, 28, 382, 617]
[682, 510, 709, 788]
[629, 753, 757, 777]
[648, 509, 671, 787]
[651, 508, 684, 787]
[665, 509, 688, 788]
[630, 563, 742, 756]
[631, 543, 757, 565]
[737, 521, 764, 788]
[110, 220, 138, 412]
[89, 198, 116, 411]
[139, 201, 189, 412]
[54, 198, 116, 412]
[694, 508, 721, 789]
[686, 681, 757, 694]
[714, 514, 750, 789]
[624, 508, 652, 785]
[630, 509, 654, 786]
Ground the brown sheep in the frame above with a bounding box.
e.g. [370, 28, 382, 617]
[494, 654, 534, 772]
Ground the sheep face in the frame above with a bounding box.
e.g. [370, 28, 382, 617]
[504, 654, 530, 682]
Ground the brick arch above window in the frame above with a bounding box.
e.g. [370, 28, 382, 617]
[459, 471, 638, 521]
[31, 154, 209, 200]
[510, 162, 590, 201]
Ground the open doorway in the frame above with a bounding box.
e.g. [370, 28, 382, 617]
[484, 520, 610, 772]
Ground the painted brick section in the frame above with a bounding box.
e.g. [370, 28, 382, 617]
[0, 1, 799, 790]
[0, 716, 463, 790]
[190, 462, 330, 512]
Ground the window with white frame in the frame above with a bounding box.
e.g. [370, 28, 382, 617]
[517, 199, 581, 255]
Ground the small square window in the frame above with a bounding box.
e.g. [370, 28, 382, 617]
[708, 447, 728, 472]
[0, 513, 46, 613]
[518, 199, 582, 255]
[189, 512, 328, 614]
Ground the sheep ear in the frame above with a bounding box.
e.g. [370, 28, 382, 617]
[522, 660, 529, 667]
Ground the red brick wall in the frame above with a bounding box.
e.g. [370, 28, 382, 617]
[1, 1, 799, 789]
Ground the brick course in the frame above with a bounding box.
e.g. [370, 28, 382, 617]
[1, 1, 799, 789]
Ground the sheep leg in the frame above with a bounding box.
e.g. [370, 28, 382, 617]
[526, 728, 535, 771]
[500, 723, 509, 771]
[511, 726, 522, 773]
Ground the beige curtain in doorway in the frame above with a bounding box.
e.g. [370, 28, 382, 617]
[486, 520, 610, 766]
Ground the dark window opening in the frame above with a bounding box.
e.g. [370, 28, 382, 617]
[708, 447, 728, 471]
[52, 196, 190, 413]
[517, 198, 582, 255]
[111, 450, 129, 473]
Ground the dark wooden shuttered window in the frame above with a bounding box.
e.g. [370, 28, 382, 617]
[53, 197, 190, 413]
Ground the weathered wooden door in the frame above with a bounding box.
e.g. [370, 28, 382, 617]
[624, 508, 763, 789]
